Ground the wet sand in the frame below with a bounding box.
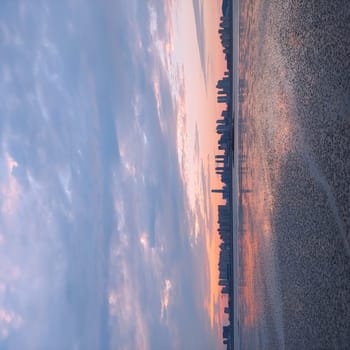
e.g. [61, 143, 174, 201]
[238, 0, 350, 348]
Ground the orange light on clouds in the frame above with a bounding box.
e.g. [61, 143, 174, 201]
[170, 0, 228, 341]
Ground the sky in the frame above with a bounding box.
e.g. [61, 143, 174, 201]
[0, 1, 226, 349]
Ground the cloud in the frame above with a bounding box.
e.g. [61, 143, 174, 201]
[1, 152, 20, 215]
[0, 0, 219, 349]
[0, 308, 23, 340]
[161, 279, 172, 320]
[192, 0, 207, 84]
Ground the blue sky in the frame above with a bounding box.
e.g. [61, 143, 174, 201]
[0, 1, 226, 349]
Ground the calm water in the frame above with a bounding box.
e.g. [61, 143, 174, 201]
[238, 0, 350, 348]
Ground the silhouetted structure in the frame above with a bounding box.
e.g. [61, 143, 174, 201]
[211, 1, 235, 348]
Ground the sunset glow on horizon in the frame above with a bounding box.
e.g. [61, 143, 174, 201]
[0, 1, 236, 348]
[169, 0, 228, 339]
